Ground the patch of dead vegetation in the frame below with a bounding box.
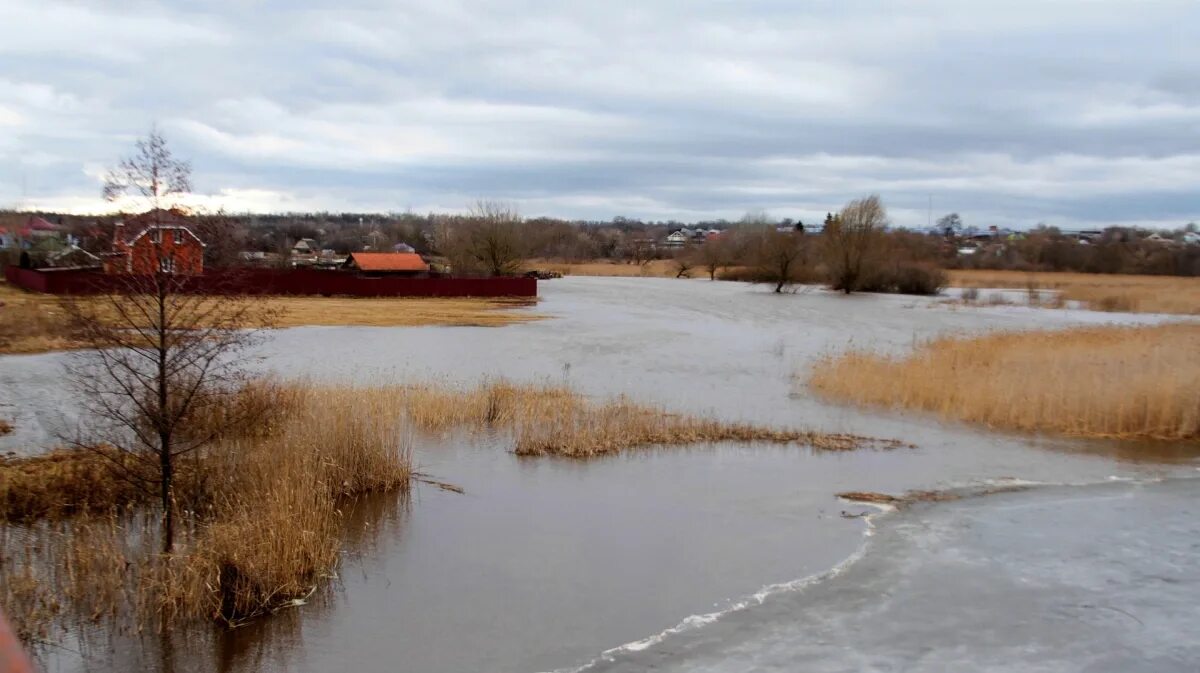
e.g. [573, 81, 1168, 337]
[948, 270, 1200, 315]
[1, 379, 905, 646]
[810, 324, 1200, 441]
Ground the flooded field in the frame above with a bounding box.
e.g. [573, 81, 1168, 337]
[2, 277, 1197, 673]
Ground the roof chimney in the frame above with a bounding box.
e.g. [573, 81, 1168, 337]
[113, 222, 125, 251]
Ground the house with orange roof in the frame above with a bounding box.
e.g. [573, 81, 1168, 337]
[342, 251, 430, 277]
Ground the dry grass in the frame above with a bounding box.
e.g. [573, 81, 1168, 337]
[0, 419, 11, 436]
[1, 384, 412, 640]
[949, 270, 1200, 315]
[1, 378, 901, 644]
[0, 448, 148, 521]
[348, 380, 898, 457]
[0, 279, 541, 355]
[262, 296, 541, 328]
[810, 323, 1200, 440]
[0, 281, 85, 353]
[527, 259, 681, 278]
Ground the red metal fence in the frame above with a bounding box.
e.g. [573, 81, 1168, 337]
[4, 266, 537, 298]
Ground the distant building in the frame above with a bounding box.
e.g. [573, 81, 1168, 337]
[342, 251, 429, 276]
[292, 238, 319, 255]
[47, 245, 101, 270]
[103, 209, 206, 275]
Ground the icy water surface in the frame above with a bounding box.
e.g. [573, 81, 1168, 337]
[2, 278, 1197, 673]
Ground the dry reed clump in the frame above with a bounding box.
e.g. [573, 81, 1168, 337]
[0, 419, 11, 436]
[345, 380, 899, 457]
[0, 449, 149, 521]
[809, 323, 1200, 440]
[0, 384, 412, 640]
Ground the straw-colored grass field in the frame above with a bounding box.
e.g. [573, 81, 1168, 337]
[949, 270, 1200, 315]
[809, 323, 1200, 440]
[527, 258, 681, 278]
[0, 280, 541, 354]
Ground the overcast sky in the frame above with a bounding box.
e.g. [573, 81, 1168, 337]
[2, 0, 1198, 228]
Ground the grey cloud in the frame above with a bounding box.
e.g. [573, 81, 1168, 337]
[1, 0, 1198, 227]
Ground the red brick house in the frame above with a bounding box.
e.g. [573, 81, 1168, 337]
[103, 209, 206, 275]
[342, 251, 429, 277]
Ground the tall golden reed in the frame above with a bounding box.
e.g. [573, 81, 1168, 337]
[809, 323, 1200, 439]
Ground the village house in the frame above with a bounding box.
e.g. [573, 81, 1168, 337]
[0, 215, 70, 250]
[342, 251, 429, 277]
[292, 238, 319, 256]
[103, 209, 206, 275]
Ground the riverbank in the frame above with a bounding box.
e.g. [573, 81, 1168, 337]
[0, 280, 541, 355]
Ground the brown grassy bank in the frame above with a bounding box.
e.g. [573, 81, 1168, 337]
[0, 280, 541, 355]
[528, 259, 680, 278]
[809, 323, 1200, 440]
[948, 270, 1200, 315]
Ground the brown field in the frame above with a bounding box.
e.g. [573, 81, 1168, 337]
[948, 270, 1200, 315]
[263, 295, 540, 328]
[528, 258, 682, 278]
[0, 280, 541, 355]
[809, 323, 1200, 440]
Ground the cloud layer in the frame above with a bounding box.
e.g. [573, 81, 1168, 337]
[2, 0, 1198, 227]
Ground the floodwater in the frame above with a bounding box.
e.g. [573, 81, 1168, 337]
[1, 277, 1197, 673]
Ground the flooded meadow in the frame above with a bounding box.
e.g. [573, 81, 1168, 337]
[1, 277, 1197, 673]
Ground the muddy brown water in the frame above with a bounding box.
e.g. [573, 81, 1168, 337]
[1, 277, 1197, 673]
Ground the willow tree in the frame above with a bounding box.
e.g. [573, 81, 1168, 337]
[823, 195, 887, 294]
[64, 129, 275, 553]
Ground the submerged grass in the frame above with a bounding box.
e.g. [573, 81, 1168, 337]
[948, 270, 1200, 315]
[809, 323, 1200, 440]
[1, 378, 901, 645]
[1, 384, 412, 641]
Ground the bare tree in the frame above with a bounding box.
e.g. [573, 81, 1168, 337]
[823, 195, 887, 294]
[103, 127, 191, 211]
[620, 232, 655, 267]
[671, 248, 695, 278]
[696, 235, 732, 280]
[431, 202, 527, 276]
[455, 200, 525, 276]
[63, 130, 275, 554]
[754, 228, 807, 293]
